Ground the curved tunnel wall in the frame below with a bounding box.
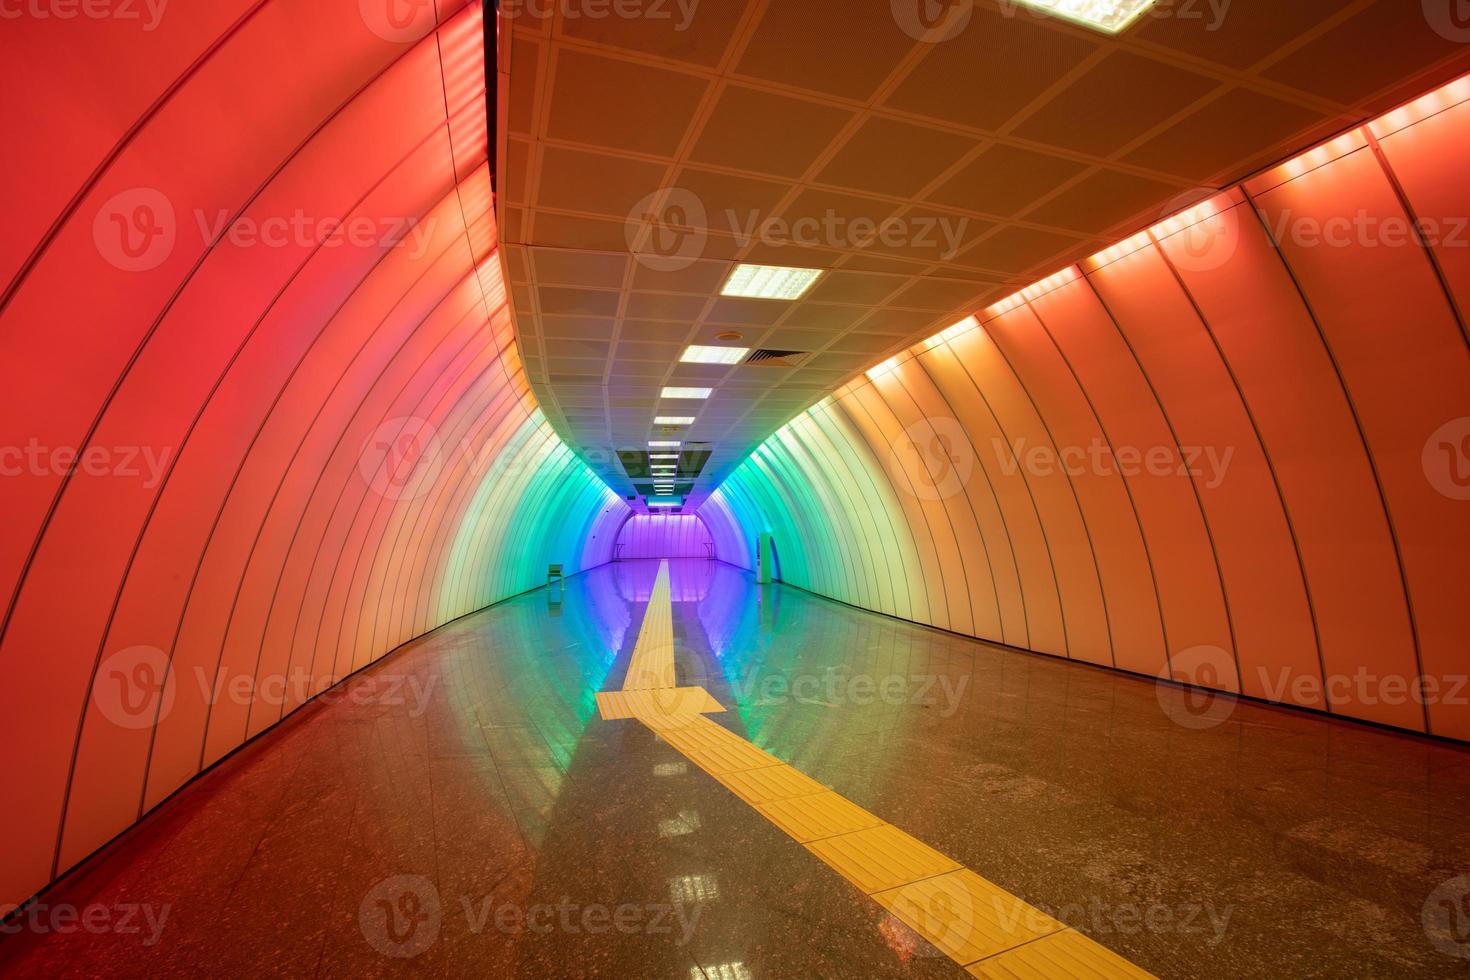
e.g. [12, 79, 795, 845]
[0, 2, 627, 911]
[703, 74, 1470, 744]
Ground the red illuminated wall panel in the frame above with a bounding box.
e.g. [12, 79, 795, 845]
[0, 3, 627, 912]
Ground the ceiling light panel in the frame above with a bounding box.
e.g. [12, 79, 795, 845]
[655, 416, 695, 425]
[720, 264, 823, 300]
[1009, 0, 1157, 34]
[681, 345, 750, 364]
[661, 387, 712, 400]
[649, 440, 681, 448]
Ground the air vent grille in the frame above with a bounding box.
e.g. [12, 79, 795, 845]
[744, 348, 810, 367]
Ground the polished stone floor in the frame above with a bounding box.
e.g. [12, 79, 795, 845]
[3, 559, 1470, 978]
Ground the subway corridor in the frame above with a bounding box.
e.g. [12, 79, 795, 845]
[7, 1, 1470, 975]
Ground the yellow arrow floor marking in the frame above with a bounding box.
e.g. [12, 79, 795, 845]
[596, 560, 1155, 978]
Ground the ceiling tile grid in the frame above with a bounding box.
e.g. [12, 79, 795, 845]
[498, 0, 1470, 508]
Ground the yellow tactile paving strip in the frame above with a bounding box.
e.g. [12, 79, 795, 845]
[595, 687, 724, 721]
[809, 824, 962, 894]
[713, 764, 828, 806]
[598, 560, 1156, 979]
[621, 561, 677, 690]
[965, 929, 1159, 979]
[757, 790, 886, 843]
[876, 870, 1064, 964]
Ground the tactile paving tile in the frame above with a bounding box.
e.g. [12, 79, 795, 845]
[756, 791, 885, 842]
[806, 823, 961, 894]
[874, 869, 1065, 966]
[622, 563, 676, 690]
[656, 717, 784, 774]
[714, 764, 828, 805]
[965, 928, 1157, 979]
[595, 687, 722, 721]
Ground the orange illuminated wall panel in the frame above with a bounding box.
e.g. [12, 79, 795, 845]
[705, 72, 1470, 744]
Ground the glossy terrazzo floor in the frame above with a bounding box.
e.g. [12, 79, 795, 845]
[3, 559, 1470, 978]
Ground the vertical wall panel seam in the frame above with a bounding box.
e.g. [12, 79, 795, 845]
[1025, 301, 1169, 663]
[1079, 269, 1242, 690]
[907, 350, 1010, 647]
[983, 317, 1116, 668]
[949, 333, 1067, 656]
[1240, 183, 1431, 733]
[841, 391, 941, 626]
[1362, 131, 1470, 352]
[890, 366, 981, 639]
[1150, 227, 1330, 704]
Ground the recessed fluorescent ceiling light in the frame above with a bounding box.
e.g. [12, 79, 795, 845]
[654, 416, 695, 425]
[1010, 0, 1157, 34]
[649, 453, 679, 460]
[661, 387, 712, 400]
[720, 264, 823, 300]
[681, 345, 749, 364]
[649, 440, 681, 448]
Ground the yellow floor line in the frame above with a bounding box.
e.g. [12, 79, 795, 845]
[595, 560, 1156, 978]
